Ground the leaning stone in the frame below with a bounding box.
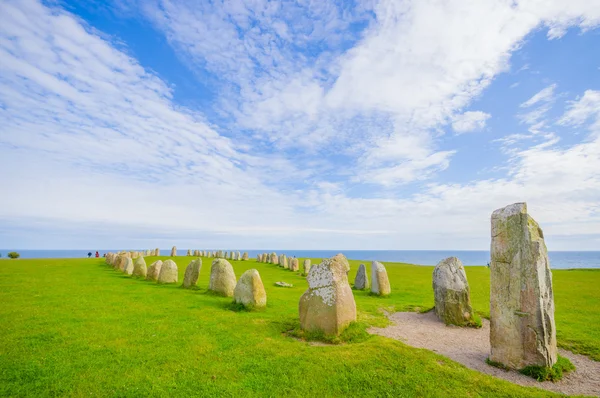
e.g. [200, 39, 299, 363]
[302, 259, 311, 276]
[146, 260, 163, 281]
[289, 258, 299, 272]
[371, 261, 391, 296]
[299, 253, 357, 336]
[123, 258, 134, 275]
[490, 202, 557, 369]
[183, 258, 202, 288]
[170, 246, 177, 257]
[234, 269, 267, 309]
[132, 256, 147, 278]
[158, 259, 178, 284]
[209, 259, 236, 297]
[432, 257, 473, 326]
[242, 252, 249, 261]
[354, 263, 369, 290]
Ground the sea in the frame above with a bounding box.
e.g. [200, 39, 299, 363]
[2, 249, 599, 269]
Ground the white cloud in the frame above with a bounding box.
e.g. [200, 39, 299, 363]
[452, 111, 491, 134]
[521, 84, 557, 108]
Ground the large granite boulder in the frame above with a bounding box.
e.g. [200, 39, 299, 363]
[299, 254, 357, 335]
[209, 259, 236, 297]
[490, 203, 557, 369]
[289, 258, 299, 272]
[170, 246, 177, 257]
[123, 258, 134, 275]
[432, 257, 473, 326]
[302, 259, 311, 276]
[146, 260, 163, 281]
[132, 256, 147, 278]
[234, 269, 267, 309]
[371, 261, 391, 296]
[354, 263, 369, 290]
[183, 258, 202, 288]
[158, 259, 178, 284]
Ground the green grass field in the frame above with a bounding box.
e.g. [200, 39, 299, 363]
[1, 256, 598, 397]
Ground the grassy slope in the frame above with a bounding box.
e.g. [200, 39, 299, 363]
[0, 256, 597, 397]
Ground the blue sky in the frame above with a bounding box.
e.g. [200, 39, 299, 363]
[1, 0, 600, 250]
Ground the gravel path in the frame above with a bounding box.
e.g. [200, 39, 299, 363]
[368, 311, 600, 397]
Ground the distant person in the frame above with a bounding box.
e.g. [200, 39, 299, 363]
[95, 251, 99, 258]
[87, 252, 92, 258]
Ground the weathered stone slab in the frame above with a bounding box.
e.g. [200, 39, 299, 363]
[123, 258, 134, 275]
[146, 260, 163, 281]
[209, 259, 236, 297]
[170, 246, 177, 257]
[371, 261, 391, 296]
[132, 256, 147, 278]
[299, 253, 357, 335]
[490, 202, 557, 369]
[183, 259, 202, 288]
[234, 269, 267, 309]
[158, 259, 178, 284]
[302, 259, 311, 276]
[242, 252, 249, 261]
[432, 257, 473, 326]
[289, 258, 299, 272]
[354, 263, 369, 290]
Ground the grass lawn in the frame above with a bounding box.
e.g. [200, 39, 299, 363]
[0, 256, 598, 397]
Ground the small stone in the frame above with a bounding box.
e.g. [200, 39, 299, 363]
[183, 258, 202, 288]
[371, 261, 391, 296]
[274, 281, 293, 288]
[234, 269, 267, 309]
[354, 263, 369, 290]
[132, 256, 147, 278]
[146, 260, 163, 281]
[209, 259, 236, 297]
[158, 259, 178, 284]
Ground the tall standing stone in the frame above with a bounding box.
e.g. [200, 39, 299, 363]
[155, 248, 160, 256]
[490, 202, 557, 369]
[256, 254, 261, 262]
[115, 254, 128, 271]
[209, 259, 236, 297]
[371, 261, 391, 296]
[158, 259, 178, 284]
[302, 259, 311, 276]
[186, 249, 192, 256]
[132, 256, 147, 278]
[183, 259, 202, 288]
[289, 258, 299, 272]
[123, 258, 134, 275]
[354, 263, 369, 290]
[281, 255, 289, 269]
[236, 251, 241, 261]
[432, 257, 473, 326]
[263, 253, 268, 263]
[170, 246, 177, 257]
[234, 269, 267, 309]
[147, 260, 163, 281]
[242, 252, 248, 261]
[299, 254, 356, 336]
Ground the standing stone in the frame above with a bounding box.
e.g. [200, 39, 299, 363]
[432, 257, 473, 326]
[183, 258, 202, 288]
[302, 259, 311, 276]
[147, 260, 163, 281]
[256, 254, 261, 262]
[234, 269, 267, 309]
[158, 259, 178, 284]
[236, 251, 241, 261]
[209, 259, 236, 297]
[299, 254, 357, 336]
[289, 258, 299, 272]
[490, 203, 557, 369]
[132, 256, 147, 278]
[371, 261, 391, 296]
[354, 263, 369, 290]
[263, 253, 268, 263]
[123, 258, 134, 275]
[271, 253, 279, 265]
[242, 252, 249, 261]
[186, 249, 192, 256]
[115, 254, 128, 271]
[155, 248, 160, 256]
[170, 246, 177, 257]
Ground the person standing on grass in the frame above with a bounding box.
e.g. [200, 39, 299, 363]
[87, 252, 92, 258]
[95, 251, 99, 258]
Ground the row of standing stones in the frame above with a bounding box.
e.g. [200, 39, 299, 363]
[103, 202, 556, 372]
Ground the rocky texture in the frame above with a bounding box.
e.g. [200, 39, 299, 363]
[371, 261, 391, 296]
[256, 254, 261, 262]
[282, 255, 289, 269]
[299, 254, 357, 336]
[242, 252, 248, 261]
[263, 253, 268, 263]
[123, 258, 134, 275]
[170, 246, 177, 257]
[183, 259, 202, 288]
[186, 249, 191, 256]
[115, 254, 127, 271]
[432, 257, 473, 326]
[275, 281, 293, 288]
[158, 259, 178, 284]
[302, 259, 311, 276]
[209, 259, 236, 297]
[354, 263, 369, 290]
[132, 256, 147, 278]
[490, 202, 557, 369]
[234, 269, 267, 309]
[155, 248, 160, 256]
[236, 251, 241, 261]
[289, 258, 299, 272]
[147, 260, 163, 281]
